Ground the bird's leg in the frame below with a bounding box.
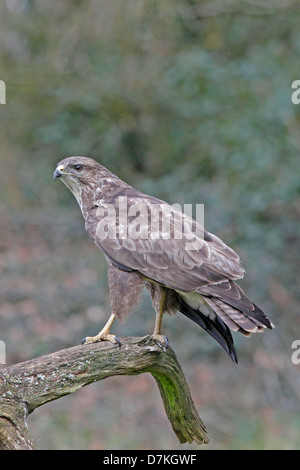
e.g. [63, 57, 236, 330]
[152, 290, 168, 346]
[81, 313, 121, 346]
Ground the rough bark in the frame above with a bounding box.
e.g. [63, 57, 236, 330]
[0, 335, 209, 449]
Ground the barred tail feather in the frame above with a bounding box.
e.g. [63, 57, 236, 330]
[204, 297, 265, 336]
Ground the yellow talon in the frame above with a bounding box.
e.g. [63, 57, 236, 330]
[81, 313, 121, 346]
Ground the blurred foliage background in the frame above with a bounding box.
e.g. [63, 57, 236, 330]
[0, 0, 300, 450]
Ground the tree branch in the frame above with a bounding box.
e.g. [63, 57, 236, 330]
[0, 336, 209, 449]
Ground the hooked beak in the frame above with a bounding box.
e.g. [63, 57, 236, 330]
[53, 165, 65, 181]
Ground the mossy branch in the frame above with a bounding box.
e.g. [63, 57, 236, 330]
[0, 336, 209, 449]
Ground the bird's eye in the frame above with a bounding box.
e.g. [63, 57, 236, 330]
[73, 165, 83, 172]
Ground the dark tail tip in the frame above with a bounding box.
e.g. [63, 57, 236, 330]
[179, 300, 238, 363]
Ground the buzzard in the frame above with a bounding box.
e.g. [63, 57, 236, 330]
[53, 156, 273, 362]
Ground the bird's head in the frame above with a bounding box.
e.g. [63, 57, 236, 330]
[53, 156, 103, 203]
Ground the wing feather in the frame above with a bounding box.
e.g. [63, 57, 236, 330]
[91, 188, 245, 291]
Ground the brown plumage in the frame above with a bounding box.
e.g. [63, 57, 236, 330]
[53, 156, 274, 362]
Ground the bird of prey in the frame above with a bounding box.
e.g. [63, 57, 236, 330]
[53, 156, 274, 362]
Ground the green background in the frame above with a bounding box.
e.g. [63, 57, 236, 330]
[0, 0, 299, 449]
